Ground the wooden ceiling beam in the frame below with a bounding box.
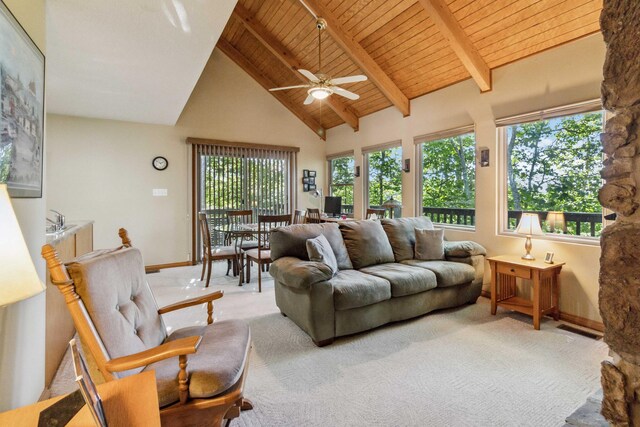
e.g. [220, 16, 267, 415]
[217, 38, 326, 140]
[301, 0, 410, 117]
[233, 5, 360, 131]
[417, 0, 492, 92]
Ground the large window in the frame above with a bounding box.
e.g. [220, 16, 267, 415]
[416, 127, 476, 227]
[328, 153, 354, 214]
[498, 101, 604, 238]
[364, 143, 402, 218]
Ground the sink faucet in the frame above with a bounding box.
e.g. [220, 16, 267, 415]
[49, 209, 65, 229]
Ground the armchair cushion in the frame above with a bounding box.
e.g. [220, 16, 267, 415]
[66, 247, 166, 377]
[269, 257, 334, 290]
[147, 319, 251, 407]
[444, 241, 487, 258]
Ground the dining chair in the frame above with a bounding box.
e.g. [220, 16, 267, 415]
[292, 209, 306, 224]
[41, 229, 253, 426]
[245, 214, 291, 292]
[225, 210, 259, 250]
[305, 208, 321, 223]
[366, 208, 387, 219]
[199, 213, 241, 288]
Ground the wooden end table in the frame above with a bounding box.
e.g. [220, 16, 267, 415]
[488, 255, 565, 330]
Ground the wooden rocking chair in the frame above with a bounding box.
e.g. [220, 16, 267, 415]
[41, 229, 253, 427]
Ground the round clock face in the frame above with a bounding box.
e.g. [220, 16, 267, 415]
[152, 156, 168, 171]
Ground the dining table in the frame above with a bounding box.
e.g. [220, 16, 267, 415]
[211, 223, 269, 286]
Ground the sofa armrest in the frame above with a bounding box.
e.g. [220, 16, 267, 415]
[270, 256, 333, 290]
[444, 241, 486, 258]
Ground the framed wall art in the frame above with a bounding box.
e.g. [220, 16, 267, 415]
[0, 2, 45, 198]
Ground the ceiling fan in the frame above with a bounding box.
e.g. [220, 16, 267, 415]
[269, 18, 367, 105]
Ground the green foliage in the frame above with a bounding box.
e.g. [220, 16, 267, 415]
[368, 147, 402, 208]
[506, 112, 603, 234]
[329, 156, 354, 206]
[201, 155, 288, 213]
[421, 134, 476, 209]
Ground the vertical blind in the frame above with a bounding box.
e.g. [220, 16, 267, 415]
[195, 142, 297, 248]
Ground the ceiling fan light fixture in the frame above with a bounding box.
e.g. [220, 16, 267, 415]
[308, 87, 332, 100]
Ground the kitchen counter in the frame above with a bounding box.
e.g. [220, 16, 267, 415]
[45, 220, 94, 245]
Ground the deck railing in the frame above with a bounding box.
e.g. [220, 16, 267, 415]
[420, 207, 602, 237]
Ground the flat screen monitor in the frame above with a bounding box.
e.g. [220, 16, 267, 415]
[324, 196, 342, 217]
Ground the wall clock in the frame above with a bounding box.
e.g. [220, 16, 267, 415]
[152, 156, 168, 171]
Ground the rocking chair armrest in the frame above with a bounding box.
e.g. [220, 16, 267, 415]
[158, 290, 224, 315]
[105, 336, 202, 373]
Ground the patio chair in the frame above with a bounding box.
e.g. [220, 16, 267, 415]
[41, 229, 253, 427]
[366, 208, 386, 219]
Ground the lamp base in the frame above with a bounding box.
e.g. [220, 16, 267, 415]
[521, 253, 535, 260]
[521, 235, 535, 260]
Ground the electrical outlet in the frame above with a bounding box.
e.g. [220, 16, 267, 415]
[152, 189, 168, 196]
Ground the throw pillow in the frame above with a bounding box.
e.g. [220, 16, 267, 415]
[414, 228, 445, 260]
[306, 234, 339, 276]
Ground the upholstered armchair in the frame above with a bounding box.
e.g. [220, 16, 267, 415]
[42, 229, 252, 427]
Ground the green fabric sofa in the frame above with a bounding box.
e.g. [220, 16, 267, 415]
[269, 216, 486, 346]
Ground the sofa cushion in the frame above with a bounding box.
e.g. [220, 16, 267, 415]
[401, 260, 475, 287]
[415, 228, 445, 260]
[306, 234, 338, 276]
[270, 223, 352, 270]
[444, 240, 487, 258]
[359, 263, 437, 297]
[339, 220, 395, 269]
[269, 257, 334, 290]
[330, 270, 391, 310]
[381, 216, 435, 261]
[146, 319, 250, 407]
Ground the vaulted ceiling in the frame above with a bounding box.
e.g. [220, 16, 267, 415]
[216, 0, 602, 139]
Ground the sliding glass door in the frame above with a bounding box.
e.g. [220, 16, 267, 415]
[194, 143, 296, 252]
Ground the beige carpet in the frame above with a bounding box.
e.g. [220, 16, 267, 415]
[51, 262, 609, 426]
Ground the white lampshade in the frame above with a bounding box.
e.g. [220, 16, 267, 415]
[514, 213, 544, 236]
[546, 211, 565, 233]
[0, 184, 45, 307]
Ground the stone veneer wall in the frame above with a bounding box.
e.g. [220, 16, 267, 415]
[598, 1, 640, 425]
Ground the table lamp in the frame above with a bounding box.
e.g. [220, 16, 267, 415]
[546, 211, 565, 233]
[310, 188, 323, 212]
[0, 184, 45, 307]
[382, 196, 402, 219]
[514, 213, 544, 260]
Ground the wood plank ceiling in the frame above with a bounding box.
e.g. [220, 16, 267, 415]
[216, 0, 602, 139]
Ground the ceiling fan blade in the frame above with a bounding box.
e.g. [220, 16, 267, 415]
[269, 84, 310, 92]
[303, 93, 315, 105]
[330, 75, 368, 85]
[333, 86, 360, 100]
[298, 69, 320, 82]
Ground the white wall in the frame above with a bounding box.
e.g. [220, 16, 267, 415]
[0, 0, 47, 411]
[326, 34, 606, 324]
[47, 49, 326, 265]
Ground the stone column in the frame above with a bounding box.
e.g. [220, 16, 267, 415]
[599, 1, 640, 426]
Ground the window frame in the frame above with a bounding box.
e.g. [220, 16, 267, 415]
[414, 125, 477, 231]
[496, 99, 607, 246]
[362, 140, 403, 218]
[327, 151, 355, 214]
